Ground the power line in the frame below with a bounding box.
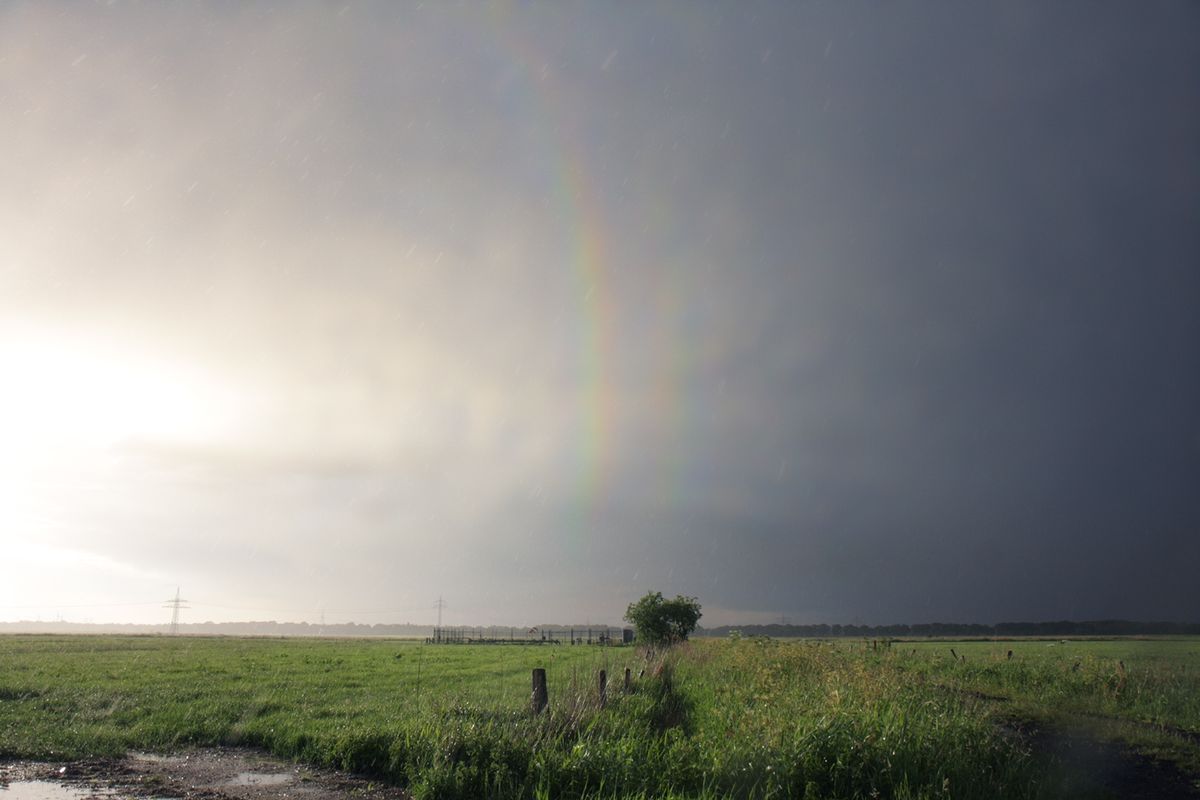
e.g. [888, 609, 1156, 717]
[0, 601, 162, 610]
[4, 596, 447, 622]
[187, 601, 434, 616]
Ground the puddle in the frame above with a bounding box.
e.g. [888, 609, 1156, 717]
[0, 781, 111, 799]
[227, 772, 294, 787]
[3, 748, 406, 799]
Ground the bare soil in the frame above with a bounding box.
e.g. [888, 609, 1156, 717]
[1, 749, 407, 800]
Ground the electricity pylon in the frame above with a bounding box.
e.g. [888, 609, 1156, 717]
[434, 595, 447, 630]
[164, 588, 189, 636]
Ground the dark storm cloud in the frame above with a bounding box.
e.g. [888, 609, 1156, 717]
[574, 3, 1200, 623]
[2, 2, 1196, 625]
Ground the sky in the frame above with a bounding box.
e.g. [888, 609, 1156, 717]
[1, 2, 1197, 628]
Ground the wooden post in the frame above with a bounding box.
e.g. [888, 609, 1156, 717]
[531, 668, 548, 715]
[598, 670, 607, 707]
[624, 667, 631, 691]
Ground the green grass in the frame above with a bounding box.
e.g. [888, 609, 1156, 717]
[895, 637, 1200, 772]
[1, 634, 1197, 799]
[901, 638, 1200, 727]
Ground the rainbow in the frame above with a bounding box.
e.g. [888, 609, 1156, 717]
[487, 9, 689, 535]
[563, 158, 616, 520]
[486, 12, 613, 524]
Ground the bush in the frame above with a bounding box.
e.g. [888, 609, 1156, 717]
[624, 592, 702, 646]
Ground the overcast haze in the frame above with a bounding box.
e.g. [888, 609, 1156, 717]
[2, 3, 1198, 628]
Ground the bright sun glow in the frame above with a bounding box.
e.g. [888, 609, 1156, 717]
[0, 330, 236, 464]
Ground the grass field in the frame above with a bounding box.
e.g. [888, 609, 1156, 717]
[1, 635, 1198, 799]
[902, 636, 1200, 777]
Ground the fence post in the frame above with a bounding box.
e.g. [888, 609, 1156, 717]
[532, 668, 548, 715]
[624, 667, 631, 691]
[598, 669, 607, 707]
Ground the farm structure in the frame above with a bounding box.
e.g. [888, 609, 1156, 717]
[428, 626, 634, 645]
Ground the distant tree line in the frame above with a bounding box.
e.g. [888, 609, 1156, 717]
[699, 620, 1200, 638]
[0, 620, 629, 638]
[6, 618, 1197, 639]
[0, 620, 441, 637]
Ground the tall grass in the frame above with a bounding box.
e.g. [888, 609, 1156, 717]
[3, 635, 1194, 798]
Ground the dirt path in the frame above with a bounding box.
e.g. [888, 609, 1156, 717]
[1, 748, 408, 800]
[1020, 722, 1200, 799]
[938, 682, 1200, 798]
[5, 734, 1199, 799]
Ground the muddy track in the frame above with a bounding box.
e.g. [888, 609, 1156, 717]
[938, 681, 1200, 746]
[1, 748, 409, 800]
[1059, 710, 1200, 747]
[4, 730, 1198, 799]
[934, 683, 1200, 798]
[1018, 721, 1200, 800]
